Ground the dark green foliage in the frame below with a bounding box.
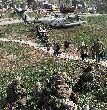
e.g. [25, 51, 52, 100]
[0, 15, 107, 109]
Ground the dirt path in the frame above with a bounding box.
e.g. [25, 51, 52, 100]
[0, 38, 79, 60]
[0, 19, 23, 25]
[0, 38, 107, 67]
[0, 18, 35, 26]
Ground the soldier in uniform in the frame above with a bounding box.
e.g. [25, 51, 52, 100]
[34, 82, 42, 97]
[74, 64, 94, 92]
[64, 40, 71, 52]
[42, 31, 49, 46]
[94, 38, 104, 62]
[36, 25, 40, 38]
[53, 41, 61, 56]
[6, 79, 27, 109]
[6, 79, 19, 104]
[90, 43, 96, 60]
[34, 82, 43, 109]
[37, 27, 49, 46]
[46, 40, 51, 51]
[37, 26, 43, 40]
[77, 42, 88, 60]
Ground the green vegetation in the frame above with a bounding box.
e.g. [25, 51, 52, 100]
[0, 13, 14, 19]
[0, 42, 106, 109]
[0, 15, 107, 109]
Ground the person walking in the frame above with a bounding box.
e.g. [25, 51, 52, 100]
[64, 40, 71, 52]
[53, 41, 61, 56]
[77, 42, 88, 60]
[94, 38, 104, 62]
[90, 42, 96, 60]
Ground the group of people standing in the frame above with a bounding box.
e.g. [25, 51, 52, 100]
[52, 38, 105, 63]
[78, 38, 104, 62]
[48, 37, 105, 63]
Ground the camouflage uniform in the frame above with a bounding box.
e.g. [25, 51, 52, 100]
[78, 42, 88, 60]
[94, 39, 103, 62]
[46, 40, 51, 51]
[64, 40, 71, 52]
[6, 79, 27, 109]
[74, 65, 94, 92]
[34, 72, 78, 110]
[34, 82, 42, 109]
[36, 26, 40, 38]
[6, 79, 19, 104]
[53, 42, 61, 56]
[90, 44, 96, 60]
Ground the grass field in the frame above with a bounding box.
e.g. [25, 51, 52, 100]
[0, 14, 107, 109]
[0, 42, 107, 109]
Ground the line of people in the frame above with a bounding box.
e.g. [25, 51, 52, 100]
[35, 26, 72, 56]
[49, 38, 105, 63]
[36, 26, 106, 62]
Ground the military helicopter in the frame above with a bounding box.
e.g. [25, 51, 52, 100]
[50, 14, 86, 27]
[38, 13, 86, 28]
[38, 13, 67, 25]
